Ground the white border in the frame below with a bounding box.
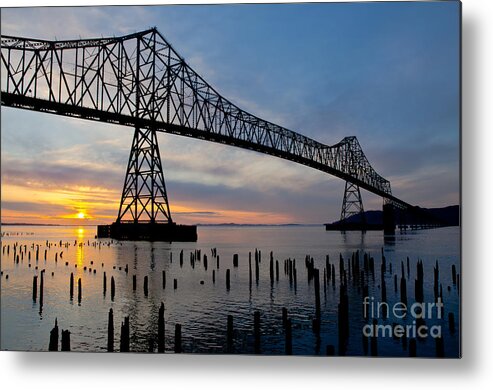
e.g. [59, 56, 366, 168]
[2, 0, 492, 389]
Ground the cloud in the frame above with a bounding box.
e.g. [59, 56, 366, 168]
[1, 6, 155, 40]
[174, 211, 219, 216]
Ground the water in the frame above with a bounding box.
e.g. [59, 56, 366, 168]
[0, 225, 460, 356]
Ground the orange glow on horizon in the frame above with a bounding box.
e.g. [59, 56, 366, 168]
[2, 182, 294, 225]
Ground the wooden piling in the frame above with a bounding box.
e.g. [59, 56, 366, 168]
[227, 315, 234, 352]
[111, 276, 115, 301]
[174, 324, 182, 353]
[435, 335, 444, 358]
[226, 269, 231, 290]
[212, 270, 216, 284]
[448, 312, 455, 334]
[327, 255, 331, 282]
[120, 316, 130, 352]
[282, 307, 288, 329]
[307, 256, 315, 282]
[401, 331, 408, 351]
[275, 260, 279, 282]
[133, 274, 137, 291]
[77, 278, 82, 304]
[108, 308, 114, 352]
[103, 272, 107, 296]
[400, 273, 407, 305]
[434, 260, 439, 300]
[415, 278, 424, 303]
[48, 318, 59, 351]
[338, 284, 349, 355]
[289, 259, 293, 284]
[32, 275, 38, 301]
[452, 264, 457, 285]
[369, 256, 375, 277]
[248, 253, 252, 288]
[158, 303, 165, 353]
[61, 330, 71, 351]
[174, 278, 177, 290]
[314, 268, 321, 318]
[255, 256, 259, 285]
[370, 319, 378, 356]
[233, 254, 239, 268]
[362, 328, 369, 356]
[409, 338, 417, 357]
[39, 271, 44, 308]
[323, 268, 327, 298]
[339, 254, 344, 282]
[285, 318, 292, 355]
[254, 311, 261, 354]
[162, 270, 166, 289]
[70, 273, 74, 300]
[144, 276, 149, 297]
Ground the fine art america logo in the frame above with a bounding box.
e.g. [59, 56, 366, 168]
[363, 296, 443, 338]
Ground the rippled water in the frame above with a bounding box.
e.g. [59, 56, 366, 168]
[0, 225, 460, 356]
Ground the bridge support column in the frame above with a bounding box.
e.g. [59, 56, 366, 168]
[383, 202, 395, 235]
[340, 181, 366, 225]
[97, 126, 197, 242]
[117, 126, 172, 224]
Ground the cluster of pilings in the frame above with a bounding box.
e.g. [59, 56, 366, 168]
[2, 238, 459, 356]
[103, 305, 294, 353]
[48, 319, 71, 351]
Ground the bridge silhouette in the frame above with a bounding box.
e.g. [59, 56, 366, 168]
[1, 28, 443, 240]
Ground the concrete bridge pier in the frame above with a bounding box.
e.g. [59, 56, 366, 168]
[383, 202, 395, 235]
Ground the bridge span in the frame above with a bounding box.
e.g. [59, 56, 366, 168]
[1, 28, 440, 240]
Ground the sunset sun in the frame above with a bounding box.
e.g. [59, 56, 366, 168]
[76, 211, 86, 219]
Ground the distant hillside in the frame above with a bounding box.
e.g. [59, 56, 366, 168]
[330, 205, 460, 226]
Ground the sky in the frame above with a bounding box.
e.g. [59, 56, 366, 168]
[0, 1, 460, 225]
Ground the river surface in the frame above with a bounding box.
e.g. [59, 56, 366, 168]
[0, 225, 460, 357]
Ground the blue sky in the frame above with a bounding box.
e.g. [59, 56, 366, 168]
[1, 2, 460, 224]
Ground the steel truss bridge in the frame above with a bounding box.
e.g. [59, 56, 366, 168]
[1, 28, 442, 236]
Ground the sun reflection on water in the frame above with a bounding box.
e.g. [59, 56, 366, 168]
[76, 227, 85, 267]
